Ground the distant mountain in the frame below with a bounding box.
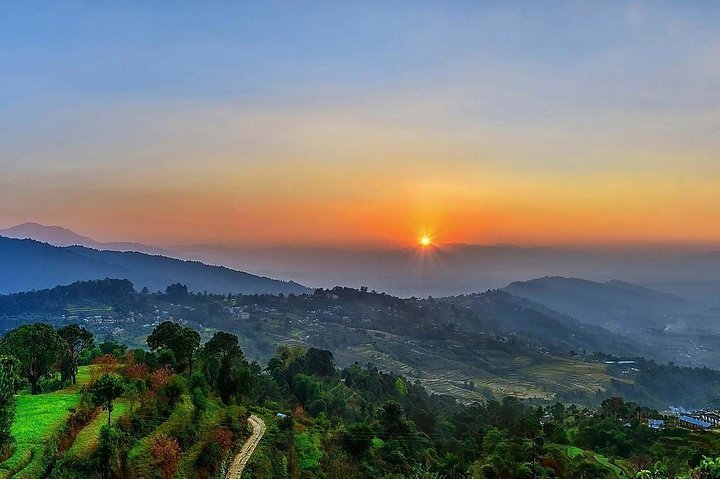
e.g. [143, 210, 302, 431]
[504, 276, 685, 331]
[442, 289, 644, 358]
[0, 236, 309, 295]
[0, 222, 174, 256]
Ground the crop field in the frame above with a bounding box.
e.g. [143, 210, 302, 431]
[594, 454, 628, 478]
[65, 304, 114, 315]
[67, 401, 129, 459]
[0, 366, 92, 479]
[565, 446, 584, 459]
[331, 329, 615, 402]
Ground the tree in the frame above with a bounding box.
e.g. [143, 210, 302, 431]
[0, 323, 64, 393]
[202, 331, 243, 362]
[697, 457, 720, 479]
[164, 283, 189, 301]
[90, 374, 125, 426]
[147, 322, 183, 351]
[175, 328, 201, 374]
[201, 331, 244, 403]
[304, 348, 336, 377]
[58, 324, 94, 384]
[151, 434, 181, 479]
[147, 322, 200, 373]
[0, 356, 19, 452]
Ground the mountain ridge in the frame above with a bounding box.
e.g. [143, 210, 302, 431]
[0, 236, 309, 295]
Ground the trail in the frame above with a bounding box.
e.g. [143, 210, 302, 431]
[226, 415, 266, 479]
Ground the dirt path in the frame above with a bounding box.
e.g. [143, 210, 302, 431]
[226, 415, 266, 479]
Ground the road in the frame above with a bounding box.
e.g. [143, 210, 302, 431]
[226, 415, 266, 479]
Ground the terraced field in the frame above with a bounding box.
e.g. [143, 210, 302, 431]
[565, 446, 583, 459]
[67, 401, 129, 459]
[332, 331, 614, 402]
[0, 366, 92, 479]
[563, 446, 629, 478]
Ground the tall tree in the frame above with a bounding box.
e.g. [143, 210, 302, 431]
[201, 331, 244, 403]
[0, 356, 19, 452]
[58, 324, 94, 384]
[147, 321, 200, 373]
[0, 323, 64, 394]
[90, 374, 125, 426]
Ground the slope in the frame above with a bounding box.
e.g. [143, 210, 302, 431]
[0, 236, 309, 295]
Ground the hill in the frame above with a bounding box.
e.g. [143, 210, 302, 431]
[0, 236, 309, 295]
[504, 276, 685, 331]
[3, 280, 718, 409]
[0, 222, 173, 256]
[442, 290, 643, 358]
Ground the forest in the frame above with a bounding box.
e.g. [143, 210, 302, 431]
[0, 317, 717, 478]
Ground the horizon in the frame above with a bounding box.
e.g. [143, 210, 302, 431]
[4, 220, 720, 255]
[3, 2, 720, 247]
[4, 4, 720, 478]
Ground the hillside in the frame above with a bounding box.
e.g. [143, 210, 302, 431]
[504, 276, 685, 331]
[2, 280, 718, 409]
[0, 236, 309, 295]
[0, 222, 173, 256]
[442, 290, 644, 358]
[2, 324, 717, 479]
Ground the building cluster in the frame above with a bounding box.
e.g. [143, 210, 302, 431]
[649, 410, 720, 431]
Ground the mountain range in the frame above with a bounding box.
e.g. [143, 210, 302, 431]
[0, 222, 174, 256]
[0, 236, 309, 295]
[4, 223, 720, 299]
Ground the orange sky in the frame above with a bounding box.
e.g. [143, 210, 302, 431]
[3, 3, 720, 248]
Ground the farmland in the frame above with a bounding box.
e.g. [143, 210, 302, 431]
[0, 366, 91, 479]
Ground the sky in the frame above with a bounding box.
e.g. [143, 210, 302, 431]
[2, 1, 720, 248]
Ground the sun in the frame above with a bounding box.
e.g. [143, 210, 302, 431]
[419, 235, 432, 247]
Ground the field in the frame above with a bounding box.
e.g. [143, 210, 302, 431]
[65, 304, 114, 315]
[561, 446, 629, 478]
[329, 329, 614, 402]
[67, 400, 129, 458]
[594, 454, 628, 478]
[565, 446, 583, 459]
[0, 366, 91, 479]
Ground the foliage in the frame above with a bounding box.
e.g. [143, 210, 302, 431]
[58, 324, 94, 385]
[0, 356, 18, 453]
[89, 374, 125, 426]
[150, 434, 181, 479]
[146, 321, 200, 374]
[0, 323, 64, 393]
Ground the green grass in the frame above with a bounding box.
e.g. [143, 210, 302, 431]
[67, 401, 129, 459]
[566, 446, 584, 459]
[595, 454, 627, 478]
[175, 399, 229, 479]
[0, 366, 93, 478]
[295, 431, 322, 471]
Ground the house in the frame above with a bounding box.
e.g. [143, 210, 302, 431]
[679, 416, 712, 430]
[648, 419, 665, 430]
[698, 411, 720, 426]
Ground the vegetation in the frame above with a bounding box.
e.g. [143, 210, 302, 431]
[0, 281, 718, 478]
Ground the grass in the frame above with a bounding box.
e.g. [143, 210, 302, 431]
[295, 431, 322, 471]
[175, 399, 235, 479]
[0, 366, 93, 478]
[566, 446, 584, 459]
[126, 396, 194, 478]
[595, 454, 627, 478]
[67, 400, 129, 459]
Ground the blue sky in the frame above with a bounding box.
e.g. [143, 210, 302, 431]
[2, 2, 720, 246]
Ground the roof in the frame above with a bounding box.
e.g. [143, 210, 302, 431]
[680, 416, 712, 428]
